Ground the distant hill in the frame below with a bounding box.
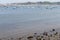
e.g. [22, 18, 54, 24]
[10, 2, 60, 4]
[1, 1, 60, 6]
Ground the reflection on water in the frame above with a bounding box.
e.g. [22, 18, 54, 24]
[0, 5, 60, 37]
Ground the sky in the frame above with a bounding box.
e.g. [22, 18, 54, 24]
[0, 0, 60, 4]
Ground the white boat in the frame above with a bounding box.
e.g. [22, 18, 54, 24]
[31, 7, 35, 8]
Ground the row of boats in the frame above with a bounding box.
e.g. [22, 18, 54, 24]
[1, 6, 57, 9]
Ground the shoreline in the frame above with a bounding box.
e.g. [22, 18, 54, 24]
[0, 20, 60, 39]
[0, 28, 60, 40]
[1, 4, 60, 7]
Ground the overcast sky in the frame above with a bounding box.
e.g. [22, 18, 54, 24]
[0, 0, 60, 3]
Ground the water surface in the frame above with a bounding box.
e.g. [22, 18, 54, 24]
[0, 5, 60, 37]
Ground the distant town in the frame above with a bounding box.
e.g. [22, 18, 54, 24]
[1, 1, 60, 6]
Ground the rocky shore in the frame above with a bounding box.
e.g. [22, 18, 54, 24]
[0, 29, 60, 40]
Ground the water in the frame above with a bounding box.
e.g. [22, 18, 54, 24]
[0, 5, 60, 37]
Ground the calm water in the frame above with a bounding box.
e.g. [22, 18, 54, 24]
[0, 5, 60, 37]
